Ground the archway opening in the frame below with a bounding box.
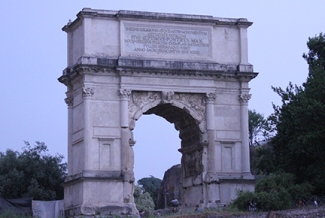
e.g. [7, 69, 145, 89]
[133, 114, 181, 181]
[132, 103, 204, 209]
[133, 103, 203, 180]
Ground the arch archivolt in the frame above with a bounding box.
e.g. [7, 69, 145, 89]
[128, 90, 207, 134]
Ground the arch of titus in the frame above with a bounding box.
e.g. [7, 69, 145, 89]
[58, 8, 258, 217]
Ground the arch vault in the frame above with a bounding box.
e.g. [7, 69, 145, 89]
[59, 8, 258, 217]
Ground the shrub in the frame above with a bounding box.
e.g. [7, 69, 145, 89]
[231, 172, 313, 211]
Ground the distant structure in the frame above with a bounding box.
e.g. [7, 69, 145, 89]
[157, 164, 182, 209]
[58, 8, 257, 217]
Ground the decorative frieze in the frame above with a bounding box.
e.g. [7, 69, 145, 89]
[132, 91, 160, 106]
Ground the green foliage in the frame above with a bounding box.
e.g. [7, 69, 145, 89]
[248, 110, 267, 145]
[251, 144, 276, 175]
[0, 141, 67, 200]
[231, 172, 313, 211]
[134, 186, 155, 215]
[137, 176, 162, 209]
[267, 33, 325, 194]
[0, 210, 32, 218]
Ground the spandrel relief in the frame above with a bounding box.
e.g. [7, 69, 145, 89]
[128, 91, 206, 131]
[174, 93, 205, 121]
[128, 91, 161, 121]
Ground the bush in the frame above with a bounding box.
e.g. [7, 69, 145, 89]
[134, 186, 155, 215]
[231, 172, 313, 211]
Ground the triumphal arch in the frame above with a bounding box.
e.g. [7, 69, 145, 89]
[59, 8, 257, 217]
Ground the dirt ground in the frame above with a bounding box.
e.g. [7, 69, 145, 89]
[162, 206, 325, 218]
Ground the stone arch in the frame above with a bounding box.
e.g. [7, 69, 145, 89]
[128, 90, 208, 185]
[59, 8, 257, 217]
[128, 91, 207, 136]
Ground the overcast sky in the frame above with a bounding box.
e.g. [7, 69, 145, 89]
[0, 1, 324, 181]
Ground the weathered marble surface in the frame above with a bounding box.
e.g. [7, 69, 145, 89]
[59, 8, 257, 217]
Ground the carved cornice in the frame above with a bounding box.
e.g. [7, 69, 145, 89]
[58, 57, 259, 87]
[82, 86, 94, 98]
[239, 93, 251, 103]
[236, 72, 258, 82]
[65, 9, 252, 27]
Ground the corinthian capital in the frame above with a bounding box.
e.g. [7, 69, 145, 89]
[119, 88, 131, 99]
[239, 93, 251, 103]
[206, 92, 216, 103]
[64, 96, 73, 107]
[82, 86, 94, 98]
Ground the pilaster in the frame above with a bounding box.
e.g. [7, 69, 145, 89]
[65, 89, 74, 174]
[239, 93, 251, 175]
[119, 88, 131, 128]
[204, 92, 220, 208]
[82, 85, 94, 170]
[205, 92, 217, 173]
[119, 88, 135, 206]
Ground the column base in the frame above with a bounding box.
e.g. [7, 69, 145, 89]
[65, 203, 139, 218]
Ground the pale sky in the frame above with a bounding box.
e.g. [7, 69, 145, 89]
[0, 1, 324, 181]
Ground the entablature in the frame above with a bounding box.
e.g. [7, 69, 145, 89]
[58, 56, 258, 86]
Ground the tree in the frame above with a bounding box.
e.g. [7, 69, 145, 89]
[248, 109, 267, 146]
[133, 186, 155, 215]
[137, 176, 162, 209]
[268, 33, 325, 194]
[0, 141, 67, 200]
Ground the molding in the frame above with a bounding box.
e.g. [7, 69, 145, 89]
[65, 203, 134, 217]
[58, 57, 258, 86]
[65, 170, 123, 185]
[117, 57, 240, 72]
[62, 9, 253, 32]
[219, 177, 255, 183]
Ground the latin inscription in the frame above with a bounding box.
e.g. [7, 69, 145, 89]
[123, 24, 211, 58]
